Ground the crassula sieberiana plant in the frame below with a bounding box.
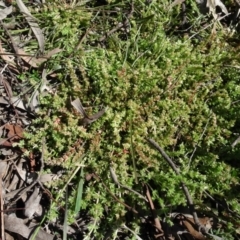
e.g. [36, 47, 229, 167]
[21, 0, 240, 238]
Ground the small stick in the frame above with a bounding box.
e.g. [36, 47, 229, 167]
[99, 3, 134, 42]
[0, 174, 4, 240]
[0, 73, 19, 118]
[93, 172, 139, 214]
[94, 172, 164, 233]
[144, 184, 164, 238]
[69, 26, 94, 57]
[147, 138, 206, 234]
[109, 166, 147, 201]
[0, 20, 21, 64]
[0, 53, 47, 58]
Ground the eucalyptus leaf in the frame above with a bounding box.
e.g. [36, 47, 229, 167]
[0, 3, 12, 20]
[16, 0, 45, 51]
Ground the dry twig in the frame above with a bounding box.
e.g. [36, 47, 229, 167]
[146, 138, 207, 237]
[99, 3, 134, 42]
[144, 184, 165, 239]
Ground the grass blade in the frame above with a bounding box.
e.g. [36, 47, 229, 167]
[130, 112, 138, 184]
[63, 186, 68, 240]
[74, 167, 84, 215]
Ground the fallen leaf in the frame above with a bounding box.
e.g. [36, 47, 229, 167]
[206, 0, 228, 19]
[17, 47, 62, 68]
[5, 123, 24, 139]
[5, 232, 14, 240]
[6, 172, 20, 191]
[0, 148, 13, 155]
[4, 214, 54, 240]
[16, 0, 45, 51]
[0, 73, 13, 98]
[39, 173, 59, 183]
[0, 138, 13, 147]
[5, 214, 30, 238]
[24, 186, 42, 218]
[0, 40, 16, 68]
[0, 124, 23, 146]
[40, 69, 52, 93]
[4, 186, 26, 200]
[11, 96, 27, 110]
[44, 47, 62, 58]
[29, 89, 40, 112]
[71, 98, 87, 117]
[71, 98, 106, 126]
[0, 173, 4, 240]
[12, 162, 27, 182]
[29, 152, 36, 172]
[0, 1, 12, 20]
[0, 161, 8, 177]
[0, 96, 27, 111]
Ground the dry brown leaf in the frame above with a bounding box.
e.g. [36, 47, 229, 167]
[0, 41, 16, 67]
[17, 47, 62, 68]
[0, 40, 61, 68]
[0, 138, 13, 147]
[29, 152, 36, 172]
[182, 217, 207, 240]
[171, 213, 211, 240]
[5, 123, 24, 139]
[44, 47, 62, 58]
[4, 214, 54, 240]
[0, 124, 24, 146]
[0, 73, 13, 98]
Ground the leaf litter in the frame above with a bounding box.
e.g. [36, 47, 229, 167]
[16, 0, 45, 52]
[0, 1, 12, 21]
[0, 0, 58, 238]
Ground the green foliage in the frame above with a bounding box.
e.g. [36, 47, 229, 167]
[21, 0, 240, 238]
[38, 1, 91, 51]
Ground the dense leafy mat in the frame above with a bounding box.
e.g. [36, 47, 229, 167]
[1, 0, 240, 239]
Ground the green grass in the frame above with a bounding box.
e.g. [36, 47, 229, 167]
[10, 0, 240, 238]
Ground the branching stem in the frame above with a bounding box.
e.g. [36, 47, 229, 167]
[147, 138, 207, 235]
